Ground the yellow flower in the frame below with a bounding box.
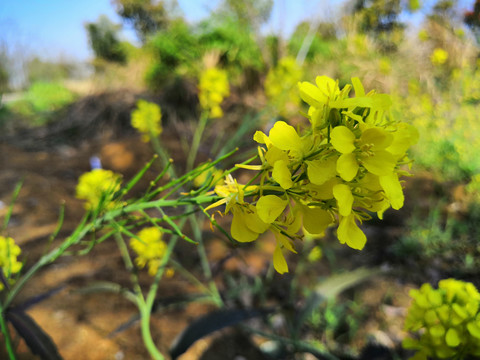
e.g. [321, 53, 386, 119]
[198, 67, 230, 118]
[0, 236, 22, 290]
[130, 227, 167, 276]
[131, 100, 163, 142]
[264, 57, 303, 117]
[76, 169, 122, 210]
[331, 126, 396, 181]
[430, 48, 449, 66]
[337, 214, 367, 250]
[209, 75, 418, 272]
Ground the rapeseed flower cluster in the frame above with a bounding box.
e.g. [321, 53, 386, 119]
[431, 48, 449, 66]
[404, 279, 480, 359]
[131, 100, 163, 142]
[208, 76, 418, 273]
[0, 236, 22, 291]
[264, 57, 303, 117]
[76, 169, 122, 210]
[130, 227, 167, 276]
[198, 67, 230, 118]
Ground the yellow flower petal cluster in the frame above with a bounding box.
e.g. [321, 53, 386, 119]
[430, 48, 449, 66]
[403, 279, 480, 359]
[209, 76, 418, 274]
[198, 67, 230, 118]
[76, 169, 122, 210]
[131, 100, 163, 142]
[130, 227, 167, 276]
[0, 236, 22, 291]
[264, 57, 303, 117]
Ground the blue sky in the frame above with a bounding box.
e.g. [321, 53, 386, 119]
[0, 0, 343, 61]
[0, 0, 474, 62]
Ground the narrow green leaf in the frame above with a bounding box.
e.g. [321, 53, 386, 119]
[293, 268, 376, 336]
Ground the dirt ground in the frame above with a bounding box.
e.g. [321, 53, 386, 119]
[0, 96, 461, 360]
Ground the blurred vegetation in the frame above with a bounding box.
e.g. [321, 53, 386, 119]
[85, 15, 127, 64]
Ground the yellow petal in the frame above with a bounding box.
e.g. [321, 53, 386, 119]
[268, 121, 304, 155]
[231, 208, 260, 242]
[306, 157, 337, 185]
[379, 173, 404, 210]
[336, 153, 359, 181]
[337, 214, 367, 250]
[301, 205, 333, 234]
[244, 206, 270, 234]
[265, 146, 289, 166]
[306, 177, 339, 200]
[273, 245, 289, 274]
[253, 130, 271, 147]
[273, 230, 297, 253]
[386, 123, 419, 157]
[362, 150, 396, 176]
[298, 81, 324, 108]
[315, 75, 339, 100]
[272, 160, 293, 189]
[256, 195, 288, 223]
[360, 127, 393, 150]
[331, 126, 356, 154]
[333, 184, 354, 217]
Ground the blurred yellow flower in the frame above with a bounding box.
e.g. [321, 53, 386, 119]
[131, 100, 163, 142]
[0, 236, 22, 290]
[130, 227, 167, 276]
[430, 48, 449, 66]
[76, 169, 122, 210]
[198, 67, 230, 118]
[264, 57, 303, 117]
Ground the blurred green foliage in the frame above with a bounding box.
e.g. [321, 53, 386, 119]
[26, 57, 76, 84]
[6, 82, 75, 125]
[112, 0, 177, 42]
[145, 20, 200, 89]
[287, 21, 336, 62]
[85, 15, 127, 64]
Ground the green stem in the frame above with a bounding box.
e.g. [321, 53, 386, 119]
[0, 303, 16, 360]
[139, 230, 180, 360]
[150, 133, 177, 180]
[114, 233, 143, 297]
[187, 111, 209, 171]
[188, 214, 223, 307]
[139, 302, 164, 360]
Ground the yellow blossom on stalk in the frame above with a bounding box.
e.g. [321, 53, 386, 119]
[76, 169, 122, 210]
[198, 67, 230, 118]
[264, 57, 303, 117]
[403, 279, 480, 359]
[208, 75, 418, 273]
[130, 227, 167, 276]
[0, 236, 22, 290]
[131, 100, 163, 142]
[430, 48, 449, 66]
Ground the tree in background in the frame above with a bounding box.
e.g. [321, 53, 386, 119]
[464, 0, 480, 44]
[85, 15, 127, 64]
[350, 0, 404, 34]
[346, 0, 419, 51]
[111, 0, 179, 42]
[215, 0, 273, 34]
[0, 45, 9, 93]
[26, 57, 74, 84]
